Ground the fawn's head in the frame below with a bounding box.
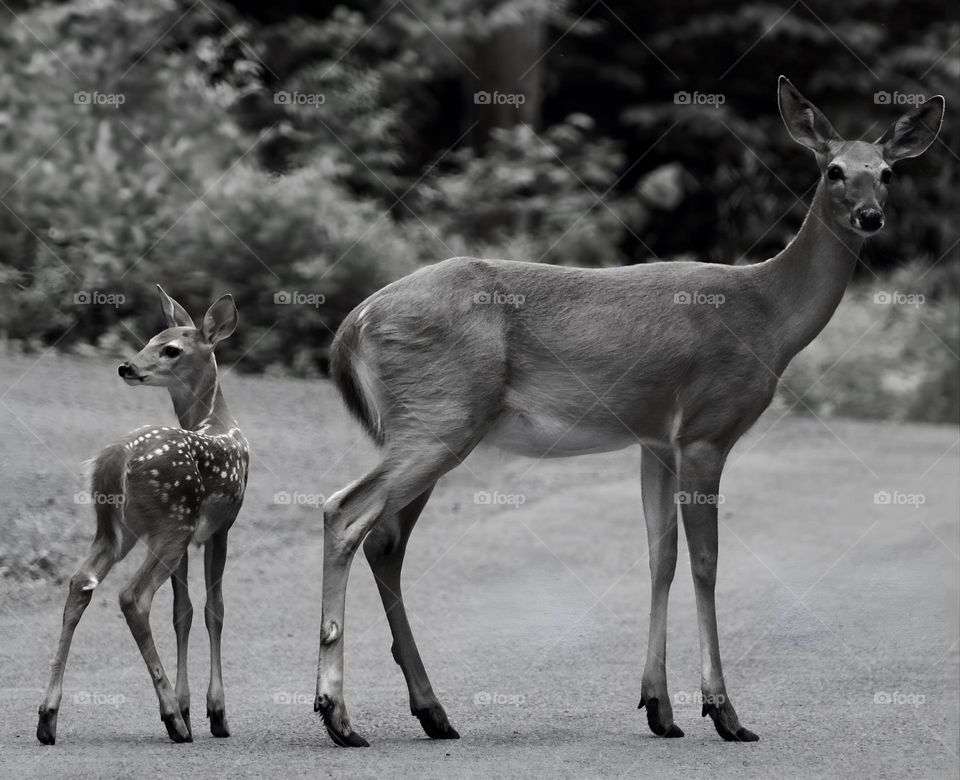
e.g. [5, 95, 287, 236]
[778, 76, 944, 237]
[118, 285, 238, 388]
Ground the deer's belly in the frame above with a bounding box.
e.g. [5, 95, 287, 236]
[483, 410, 639, 458]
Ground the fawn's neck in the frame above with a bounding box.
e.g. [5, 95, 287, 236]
[758, 180, 863, 366]
[169, 355, 236, 434]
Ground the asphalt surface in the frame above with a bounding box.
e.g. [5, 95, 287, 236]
[1, 354, 957, 778]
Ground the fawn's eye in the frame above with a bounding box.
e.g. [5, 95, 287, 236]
[880, 168, 893, 184]
[162, 345, 182, 359]
[826, 165, 845, 181]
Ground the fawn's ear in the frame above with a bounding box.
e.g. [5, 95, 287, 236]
[778, 76, 840, 154]
[157, 284, 194, 328]
[201, 294, 238, 345]
[876, 95, 945, 163]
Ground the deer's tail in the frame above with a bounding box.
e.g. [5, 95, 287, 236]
[87, 444, 129, 555]
[330, 310, 385, 447]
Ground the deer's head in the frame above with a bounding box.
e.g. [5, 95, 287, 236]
[778, 76, 944, 237]
[118, 285, 238, 387]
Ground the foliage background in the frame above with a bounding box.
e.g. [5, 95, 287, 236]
[0, 0, 957, 419]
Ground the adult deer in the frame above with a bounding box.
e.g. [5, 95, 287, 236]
[314, 78, 944, 746]
[37, 286, 248, 745]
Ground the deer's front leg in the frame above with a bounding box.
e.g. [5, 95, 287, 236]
[204, 530, 230, 738]
[638, 445, 683, 738]
[678, 441, 758, 742]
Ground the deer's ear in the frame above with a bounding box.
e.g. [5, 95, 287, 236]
[778, 76, 840, 154]
[876, 95, 945, 163]
[157, 284, 194, 328]
[201, 294, 238, 345]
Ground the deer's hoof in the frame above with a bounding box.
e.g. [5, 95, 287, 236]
[316, 695, 369, 748]
[36, 706, 58, 745]
[180, 707, 193, 740]
[638, 697, 684, 738]
[207, 708, 230, 738]
[162, 712, 193, 743]
[413, 704, 460, 739]
[702, 701, 759, 742]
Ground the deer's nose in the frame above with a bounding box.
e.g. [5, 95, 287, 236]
[118, 362, 135, 378]
[855, 208, 884, 233]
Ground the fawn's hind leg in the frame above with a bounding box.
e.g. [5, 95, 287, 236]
[119, 531, 193, 743]
[37, 535, 126, 745]
[171, 553, 193, 737]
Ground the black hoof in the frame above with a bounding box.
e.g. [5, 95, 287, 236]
[413, 704, 460, 739]
[702, 702, 759, 742]
[638, 697, 684, 738]
[162, 712, 192, 743]
[181, 708, 193, 740]
[324, 722, 370, 748]
[36, 707, 57, 745]
[207, 708, 230, 738]
[316, 697, 369, 748]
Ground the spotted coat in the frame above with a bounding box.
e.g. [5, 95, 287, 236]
[119, 424, 249, 536]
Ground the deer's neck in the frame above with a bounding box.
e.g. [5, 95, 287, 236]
[760, 181, 862, 365]
[169, 356, 236, 434]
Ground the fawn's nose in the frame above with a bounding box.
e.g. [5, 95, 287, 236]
[118, 362, 134, 378]
[855, 208, 884, 234]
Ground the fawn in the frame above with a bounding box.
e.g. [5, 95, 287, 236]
[37, 286, 248, 744]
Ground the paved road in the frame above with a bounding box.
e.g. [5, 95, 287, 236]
[1, 356, 957, 777]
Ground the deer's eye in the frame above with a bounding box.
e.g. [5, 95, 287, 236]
[826, 165, 845, 181]
[880, 168, 893, 184]
[162, 345, 182, 359]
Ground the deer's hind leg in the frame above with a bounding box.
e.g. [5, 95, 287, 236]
[37, 532, 131, 745]
[119, 527, 193, 743]
[316, 437, 476, 747]
[363, 486, 459, 739]
[171, 553, 193, 738]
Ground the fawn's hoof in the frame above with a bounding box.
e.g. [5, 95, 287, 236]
[638, 697, 684, 738]
[208, 708, 230, 738]
[161, 712, 193, 743]
[413, 704, 460, 739]
[36, 706, 58, 745]
[702, 701, 759, 742]
[315, 694, 369, 748]
[180, 708, 193, 740]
